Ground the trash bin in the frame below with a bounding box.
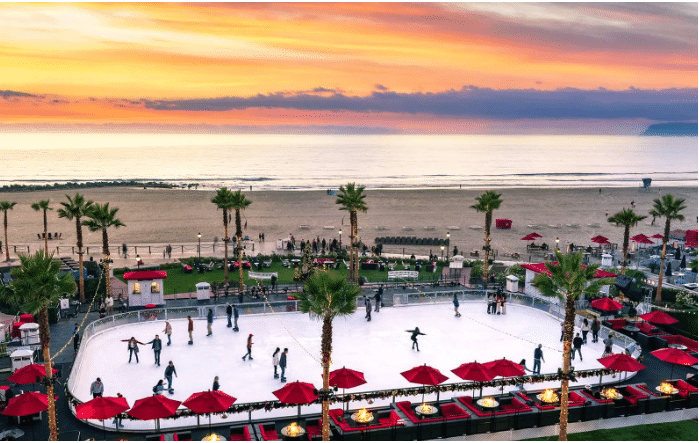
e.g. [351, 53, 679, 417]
[195, 282, 211, 301]
[19, 323, 40, 347]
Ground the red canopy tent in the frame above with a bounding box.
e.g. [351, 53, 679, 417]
[495, 219, 512, 229]
[591, 235, 611, 245]
[631, 234, 654, 245]
[685, 230, 698, 248]
[520, 234, 537, 241]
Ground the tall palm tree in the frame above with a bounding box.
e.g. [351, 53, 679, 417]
[57, 193, 94, 303]
[31, 199, 53, 253]
[649, 194, 686, 303]
[608, 208, 647, 276]
[211, 188, 235, 286]
[0, 201, 17, 262]
[531, 251, 613, 441]
[4, 251, 76, 441]
[231, 190, 252, 293]
[470, 191, 502, 284]
[335, 183, 368, 283]
[296, 271, 360, 441]
[83, 203, 125, 304]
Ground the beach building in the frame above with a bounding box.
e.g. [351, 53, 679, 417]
[123, 270, 167, 307]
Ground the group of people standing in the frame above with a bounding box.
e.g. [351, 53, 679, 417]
[486, 289, 507, 315]
[363, 286, 384, 321]
[559, 316, 603, 362]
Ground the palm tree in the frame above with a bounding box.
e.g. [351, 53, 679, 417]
[335, 183, 368, 283]
[470, 191, 502, 284]
[0, 201, 17, 262]
[531, 251, 613, 441]
[57, 193, 94, 303]
[296, 271, 360, 441]
[607, 208, 647, 276]
[31, 199, 53, 253]
[83, 203, 125, 304]
[231, 190, 252, 293]
[649, 194, 686, 303]
[4, 251, 76, 441]
[211, 188, 235, 286]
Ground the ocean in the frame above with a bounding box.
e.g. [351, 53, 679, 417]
[1, 132, 696, 190]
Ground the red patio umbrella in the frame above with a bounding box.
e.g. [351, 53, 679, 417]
[597, 353, 647, 388]
[651, 234, 664, 239]
[1, 392, 52, 417]
[639, 310, 679, 325]
[7, 364, 58, 385]
[273, 381, 318, 419]
[484, 358, 525, 395]
[520, 234, 537, 241]
[590, 297, 622, 312]
[183, 390, 236, 431]
[128, 395, 181, 432]
[651, 348, 698, 379]
[591, 236, 611, 245]
[76, 396, 130, 438]
[530, 232, 542, 238]
[451, 362, 495, 398]
[329, 367, 367, 411]
[401, 364, 449, 403]
[631, 234, 654, 245]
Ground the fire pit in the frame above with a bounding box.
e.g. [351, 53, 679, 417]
[656, 382, 679, 395]
[281, 422, 305, 438]
[476, 397, 499, 409]
[201, 433, 226, 441]
[601, 387, 623, 400]
[536, 389, 559, 404]
[414, 403, 438, 416]
[351, 408, 374, 424]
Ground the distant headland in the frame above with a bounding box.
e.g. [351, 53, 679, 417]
[642, 122, 698, 136]
[0, 180, 186, 193]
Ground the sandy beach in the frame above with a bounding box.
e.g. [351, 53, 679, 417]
[2, 186, 696, 265]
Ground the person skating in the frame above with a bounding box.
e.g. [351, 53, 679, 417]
[153, 379, 166, 395]
[279, 348, 288, 382]
[112, 393, 125, 428]
[602, 333, 614, 357]
[122, 337, 144, 363]
[406, 327, 425, 351]
[374, 285, 383, 312]
[163, 321, 172, 346]
[206, 309, 214, 336]
[164, 361, 177, 393]
[146, 334, 163, 366]
[453, 294, 461, 317]
[572, 333, 584, 361]
[233, 304, 239, 331]
[226, 303, 233, 327]
[187, 316, 194, 345]
[591, 317, 601, 343]
[533, 344, 545, 374]
[365, 297, 372, 322]
[272, 347, 281, 379]
[212, 376, 220, 391]
[581, 318, 590, 344]
[89, 377, 104, 398]
[242, 334, 254, 360]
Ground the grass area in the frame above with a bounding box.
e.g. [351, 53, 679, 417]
[523, 420, 698, 441]
[116, 259, 444, 295]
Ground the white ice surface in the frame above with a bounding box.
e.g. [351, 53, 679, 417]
[71, 302, 627, 431]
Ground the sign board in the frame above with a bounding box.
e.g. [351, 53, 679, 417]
[60, 298, 70, 310]
[388, 270, 419, 280]
[248, 272, 279, 280]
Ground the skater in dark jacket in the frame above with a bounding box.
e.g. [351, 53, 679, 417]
[206, 309, 214, 336]
[164, 361, 177, 392]
[242, 334, 254, 360]
[122, 337, 145, 363]
[406, 327, 425, 351]
[212, 376, 220, 391]
[146, 335, 163, 366]
[374, 286, 383, 312]
[233, 304, 239, 331]
[279, 348, 288, 382]
[365, 297, 372, 321]
[226, 304, 233, 328]
[453, 294, 461, 317]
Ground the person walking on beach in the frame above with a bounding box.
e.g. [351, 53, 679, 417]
[279, 348, 288, 382]
[206, 309, 213, 337]
[212, 376, 220, 391]
[533, 344, 545, 374]
[272, 347, 281, 379]
[233, 304, 240, 331]
[146, 334, 162, 366]
[242, 334, 254, 360]
[453, 294, 461, 317]
[123, 337, 143, 363]
[591, 317, 601, 343]
[406, 327, 425, 351]
[581, 318, 591, 344]
[90, 377, 104, 398]
[164, 361, 177, 393]
[226, 303, 233, 328]
[572, 333, 584, 361]
[187, 316, 194, 345]
[364, 297, 372, 321]
[163, 321, 172, 346]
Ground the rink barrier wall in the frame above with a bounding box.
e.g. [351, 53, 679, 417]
[66, 291, 641, 433]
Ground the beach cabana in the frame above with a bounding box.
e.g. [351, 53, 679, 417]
[123, 271, 167, 307]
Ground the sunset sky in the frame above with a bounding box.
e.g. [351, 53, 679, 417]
[1, 2, 696, 134]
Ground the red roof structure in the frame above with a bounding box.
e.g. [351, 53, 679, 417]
[520, 263, 616, 278]
[122, 270, 168, 281]
[686, 230, 697, 248]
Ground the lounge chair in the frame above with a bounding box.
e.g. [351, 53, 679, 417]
[47, 233, 52, 240]
[37, 234, 42, 240]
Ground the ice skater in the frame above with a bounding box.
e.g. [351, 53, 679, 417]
[374, 285, 383, 312]
[279, 348, 288, 382]
[226, 303, 233, 327]
[122, 337, 144, 363]
[571, 333, 583, 361]
[233, 304, 239, 331]
[153, 380, 165, 395]
[206, 309, 214, 336]
[591, 317, 601, 343]
[581, 318, 590, 344]
[89, 377, 104, 398]
[365, 297, 372, 322]
[146, 334, 162, 366]
[112, 393, 125, 428]
[163, 321, 172, 346]
[406, 327, 425, 351]
[213, 376, 220, 391]
[164, 361, 177, 393]
[242, 334, 254, 360]
[187, 316, 194, 345]
[453, 294, 461, 317]
[533, 344, 545, 374]
[272, 347, 281, 379]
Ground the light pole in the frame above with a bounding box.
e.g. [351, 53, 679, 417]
[338, 229, 342, 250]
[446, 232, 451, 260]
[136, 254, 141, 270]
[198, 232, 202, 260]
[555, 237, 560, 252]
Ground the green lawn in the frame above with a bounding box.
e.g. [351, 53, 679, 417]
[116, 260, 444, 295]
[523, 420, 698, 441]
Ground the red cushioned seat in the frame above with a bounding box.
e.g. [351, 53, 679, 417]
[675, 380, 698, 398]
[259, 424, 278, 441]
[607, 319, 627, 330]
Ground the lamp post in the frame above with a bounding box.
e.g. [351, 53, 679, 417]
[446, 232, 450, 260]
[555, 237, 560, 252]
[136, 254, 141, 270]
[198, 232, 202, 260]
[338, 229, 342, 250]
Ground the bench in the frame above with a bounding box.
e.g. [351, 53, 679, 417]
[654, 335, 698, 353]
[602, 318, 628, 331]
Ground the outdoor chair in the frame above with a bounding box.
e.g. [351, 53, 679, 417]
[177, 431, 192, 441]
[258, 422, 278, 441]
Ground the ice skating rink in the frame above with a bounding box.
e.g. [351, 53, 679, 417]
[70, 302, 625, 431]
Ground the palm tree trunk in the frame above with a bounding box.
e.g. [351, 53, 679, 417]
[321, 315, 332, 441]
[3, 212, 9, 262]
[236, 209, 244, 293]
[38, 306, 59, 441]
[76, 218, 85, 303]
[654, 219, 671, 303]
[223, 211, 229, 286]
[102, 228, 111, 301]
[558, 296, 575, 441]
[43, 209, 49, 253]
[482, 211, 492, 284]
[621, 225, 630, 276]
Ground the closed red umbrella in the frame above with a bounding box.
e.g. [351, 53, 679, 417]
[183, 390, 236, 431]
[7, 364, 58, 385]
[590, 297, 623, 312]
[1, 392, 52, 417]
[639, 310, 678, 325]
[329, 367, 366, 411]
[451, 362, 495, 398]
[128, 395, 181, 432]
[273, 381, 318, 419]
[401, 364, 449, 403]
[76, 396, 130, 438]
[651, 348, 698, 379]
